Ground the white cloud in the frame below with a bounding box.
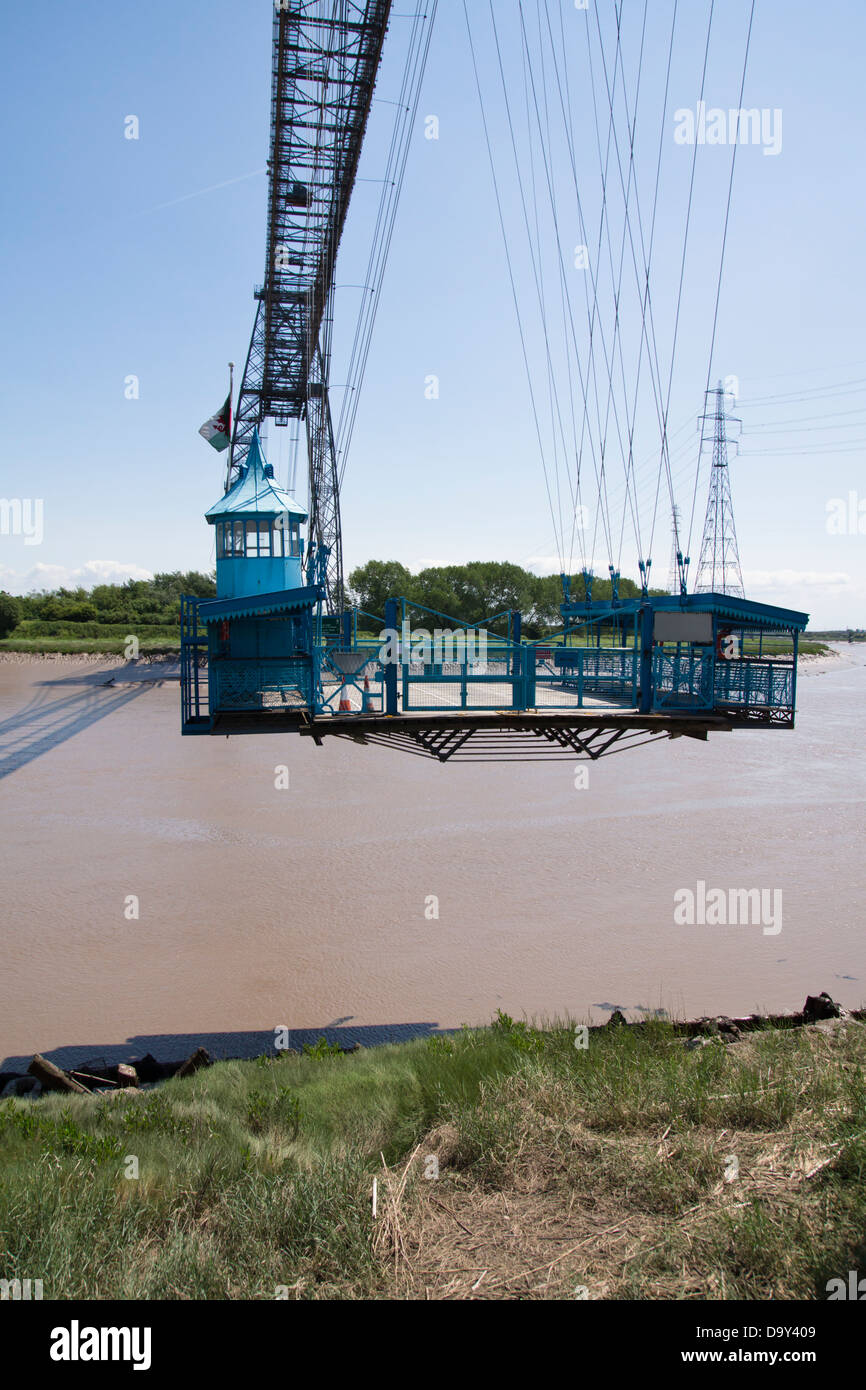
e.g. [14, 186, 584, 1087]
[524, 554, 564, 576]
[0, 560, 154, 596]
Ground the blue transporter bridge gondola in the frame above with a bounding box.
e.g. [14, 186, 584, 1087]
[180, 436, 810, 761]
[179, 2, 811, 763]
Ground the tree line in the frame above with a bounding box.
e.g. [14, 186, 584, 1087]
[347, 560, 654, 636]
[0, 572, 216, 638]
[0, 561, 660, 641]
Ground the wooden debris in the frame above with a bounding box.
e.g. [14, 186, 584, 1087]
[112, 1064, 139, 1089]
[27, 1054, 88, 1094]
[174, 1047, 211, 1078]
[69, 1071, 117, 1092]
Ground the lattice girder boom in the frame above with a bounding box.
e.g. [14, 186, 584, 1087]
[232, 0, 393, 582]
[305, 345, 343, 609]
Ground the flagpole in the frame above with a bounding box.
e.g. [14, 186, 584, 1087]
[224, 361, 235, 493]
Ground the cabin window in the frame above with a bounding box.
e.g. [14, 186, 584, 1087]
[273, 516, 301, 557]
[216, 517, 300, 558]
[244, 520, 274, 557]
[216, 520, 246, 558]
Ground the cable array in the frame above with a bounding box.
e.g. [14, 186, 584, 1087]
[463, 0, 760, 593]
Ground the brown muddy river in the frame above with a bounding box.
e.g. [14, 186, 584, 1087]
[1, 649, 864, 1068]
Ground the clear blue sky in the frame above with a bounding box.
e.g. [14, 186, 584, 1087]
[1, 0, 864, 627]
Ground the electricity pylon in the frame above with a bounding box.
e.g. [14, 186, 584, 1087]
[693, 382, 745, 597]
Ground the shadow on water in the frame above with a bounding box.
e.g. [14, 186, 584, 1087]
[1, 1023, 444, 1074]
[0, 662, 178, 780]
[33, 662, 181, 689]
[0, 684, 150, 779]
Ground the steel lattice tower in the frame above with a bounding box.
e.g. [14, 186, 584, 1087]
[667, 504, 682, 595]
[693, 383, 745, 597]
[231, 1, 392, 613]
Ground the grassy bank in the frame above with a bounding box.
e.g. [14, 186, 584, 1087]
[0, 638, 180, 655]
[0, 636, 828, 658]
[1, 1015, 864, 1300]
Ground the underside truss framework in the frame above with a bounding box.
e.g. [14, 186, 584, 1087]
[324, 724, 677, 762]
[204, 708, 752, 762]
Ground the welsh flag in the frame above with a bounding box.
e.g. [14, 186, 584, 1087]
[198, 395, 232, 452]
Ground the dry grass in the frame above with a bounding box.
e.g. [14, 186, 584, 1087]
[2, 1016, 864, 1299]
[369, 1019, 866, 1300]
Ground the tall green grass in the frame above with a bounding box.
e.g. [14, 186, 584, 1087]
[1, 1018, 864, 1299]
[0, 1031, 522, 1299]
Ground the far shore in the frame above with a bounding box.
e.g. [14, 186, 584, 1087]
[0, 642, 852, 680]
[0, 651, 180, 667]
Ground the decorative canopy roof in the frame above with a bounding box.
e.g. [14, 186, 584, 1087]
[660, 593, 810, 630]
[197, 585, 322, 624]
[561, 593, 809, 631]
[205, 430, 307, 522]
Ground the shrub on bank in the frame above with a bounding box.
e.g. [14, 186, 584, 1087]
[0, 592, 20, 639]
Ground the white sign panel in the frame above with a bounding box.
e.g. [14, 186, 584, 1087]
[653, 612, 714, 644]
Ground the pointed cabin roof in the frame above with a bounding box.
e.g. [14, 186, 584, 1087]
[205, 430, 307, 521]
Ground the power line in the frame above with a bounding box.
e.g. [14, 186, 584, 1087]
[738, 376, 866, 406]
[686, 0, 756, 564]
[463, 0, 564, 567]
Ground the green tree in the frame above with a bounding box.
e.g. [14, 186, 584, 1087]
[57, 601, 98, 622]
[347, 560, 414, 618]
[347, 561, 664, 637]
[5, 572, 216, 629]
[0, 591, 20, 638]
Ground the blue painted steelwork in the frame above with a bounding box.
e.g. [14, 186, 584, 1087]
[230, 1, 395, 611]
[180, 430, 323, 729]
[560, 592, 808, 630]
[400, 644, 526, 712]
[197, 586, 322, 625]
[384, 597, 399, 715]
[391, 622, 638, 714]
[180, 595, 209, 732]
[314, 644, 385, 715]
[211, 658, 313, 712]
[557, 590, 808, 722]
[639, 604, 654, 713]
[182, 577, 809, 735]
[544, 647, 638, 704]
[714, 658, 794, 710]
[653, 648, 715, 711]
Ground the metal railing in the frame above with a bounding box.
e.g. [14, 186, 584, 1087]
[371, 642, 639, 713]
[180, 596, 209, 730]
[535, 646, 638, 707]
[653, 649, 796, 714]
[652, 648, 715, 710]
[182, 599, 798, 729]
[400, 644, 521, 711]
[315, 644, 385, 714]
[715, 659, 794, 710]
[210, 657, 313, 711]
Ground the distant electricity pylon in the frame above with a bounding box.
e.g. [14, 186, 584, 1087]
[693, 381, 745, 597]
[668, 504, 682, 595]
